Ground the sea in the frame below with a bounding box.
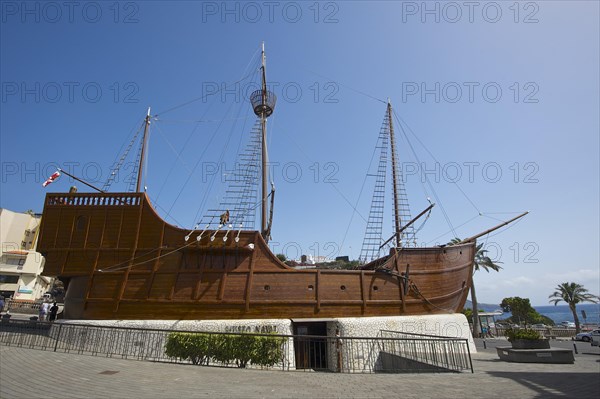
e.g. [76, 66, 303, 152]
[474, 302, 600, 326]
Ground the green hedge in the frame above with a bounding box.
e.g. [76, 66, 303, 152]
[504, 328, 542, 341]
[164, 332, 285, 368]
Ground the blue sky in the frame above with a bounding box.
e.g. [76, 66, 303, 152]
[1, 1, 598, 306]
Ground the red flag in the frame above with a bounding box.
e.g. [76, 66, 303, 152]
[42, 171, 61, 187]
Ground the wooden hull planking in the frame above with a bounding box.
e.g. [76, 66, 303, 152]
[37, 192, 475, 320]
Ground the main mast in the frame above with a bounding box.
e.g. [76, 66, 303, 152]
[387, 100, 402, 247]
[250, 43, 276, 241]
[136, 107, 151, 192]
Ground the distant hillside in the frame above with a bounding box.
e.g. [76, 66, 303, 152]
[464, 300, 502, 312]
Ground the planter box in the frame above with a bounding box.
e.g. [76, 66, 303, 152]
[497, 347, 574, 364]
[510, 339, 550, 349]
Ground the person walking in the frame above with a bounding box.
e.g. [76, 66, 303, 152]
[48, 302, 59, 321]
[38, 302, 49, 321]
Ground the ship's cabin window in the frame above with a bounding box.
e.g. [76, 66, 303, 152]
[76, 215, 88, 232]
[373, 286, 378, 291]
[264, 285, 270, 291]
[340, 285, 346, 291]
[307, 285, 314, 291]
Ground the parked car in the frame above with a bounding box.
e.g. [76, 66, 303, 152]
[574, 329, 600, 342]
[591, 330, 600, 347]
[560, 321, 576, 328]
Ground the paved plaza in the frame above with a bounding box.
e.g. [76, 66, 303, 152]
[1, 338, 599, 399]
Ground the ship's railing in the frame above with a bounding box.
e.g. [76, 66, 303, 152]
[0, 320, 473, 373]
[379, 330, 473, 373]
[45, 193, 142, 207]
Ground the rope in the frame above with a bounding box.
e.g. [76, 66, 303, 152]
[277, 119, 369, 226]
[103, 119, 145, 191]
[375, 258, 461, 313]
[155, 50, 261, 116]
[425, 214, 480, 245]
[293, 62, 387, 105]
[392, 112, 457, 238]
[339, 131, 382, 255]
[98, 241, 195, 273]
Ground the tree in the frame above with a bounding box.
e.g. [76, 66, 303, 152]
[499, 296, 553, 326]
[450, 238, 502, 337]
[275, 254, 287, 262]
[548, 282, 599, 333]
[49, 279, 65, 301]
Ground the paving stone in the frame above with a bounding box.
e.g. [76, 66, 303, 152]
[1, 343, 599, 399]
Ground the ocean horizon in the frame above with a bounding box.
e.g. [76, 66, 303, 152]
[468, 302, 600, 325]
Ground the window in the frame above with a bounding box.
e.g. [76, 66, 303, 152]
[18, 259, 25, 266]
[0, 275, 19, 284]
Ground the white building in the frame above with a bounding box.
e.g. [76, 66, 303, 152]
[0, 208, 49, 300]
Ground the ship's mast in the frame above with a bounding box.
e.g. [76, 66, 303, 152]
[250, 43, 277, 241]
[260, 44, 269, 239]
[136, 107, 151, 193]
[388, 100, 402, 248]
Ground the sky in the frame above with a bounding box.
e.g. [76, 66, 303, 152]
[1, 1, 598, 307]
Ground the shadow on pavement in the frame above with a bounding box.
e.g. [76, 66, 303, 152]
[486, 371, 599, 398]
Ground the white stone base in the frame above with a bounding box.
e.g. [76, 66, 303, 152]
[331, 314, 476, 352]
[58, 314, 475, 372]
[59, 318, 294, 335]
[59, 314, 474, 350]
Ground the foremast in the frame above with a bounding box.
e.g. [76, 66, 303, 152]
[136, 107, 152, 193]
[360, 101, 415, 263]
[388, 100, 402, 248]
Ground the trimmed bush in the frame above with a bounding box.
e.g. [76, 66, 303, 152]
[504, 328, 542, 341]
[164, 332, 213, 365]
[165, 332, 285, 368]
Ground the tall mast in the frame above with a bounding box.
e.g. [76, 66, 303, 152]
[260, 43, 268, 239]
[250, 43, 277, 241]
[136, 107, 151, 193]
[388, 100, 402, 248]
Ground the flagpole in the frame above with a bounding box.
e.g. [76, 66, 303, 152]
[57, 168, 105, 193]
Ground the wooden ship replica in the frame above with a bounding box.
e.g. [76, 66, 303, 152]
[37, 45, 524, 320]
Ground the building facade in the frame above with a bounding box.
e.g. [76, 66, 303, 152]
[0, 208, 49, 300]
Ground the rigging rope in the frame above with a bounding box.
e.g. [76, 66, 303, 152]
[99, 240, 198, 273]
[103, 120, 145, 192]
[155, 49, 261, 117]
[392, 109, 482, 215]
[392, 111, 457, 238]
[190, 59, 262, 228]
[339, 129, 382, 256]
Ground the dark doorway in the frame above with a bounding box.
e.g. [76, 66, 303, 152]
[293, 321, 328, 370]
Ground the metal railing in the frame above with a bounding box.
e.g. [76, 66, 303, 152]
[0, 320, 473, 373]
[3, 300, 42, 314]
[379, 330, 473, 373]
[494, 326, 578, 338]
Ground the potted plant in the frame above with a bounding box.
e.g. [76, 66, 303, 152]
[504, 328, 550, 349]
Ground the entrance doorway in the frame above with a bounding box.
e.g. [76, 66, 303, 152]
[293, 321, 328, 370]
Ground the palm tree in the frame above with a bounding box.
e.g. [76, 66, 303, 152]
[450, 238, 502, 337]
[548, 282, 599, 333]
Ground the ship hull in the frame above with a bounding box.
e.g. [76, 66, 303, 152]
[37, 192, 475, 320]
